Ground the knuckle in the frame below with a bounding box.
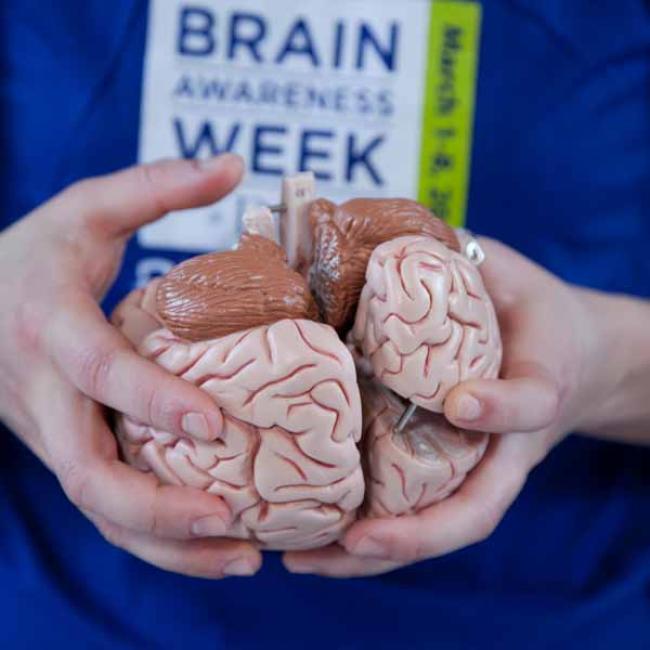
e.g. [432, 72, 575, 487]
[543, 383, 562, 426]
[406, 542, 424, 564]
[405, 526, 426, 563]
[145, 384, 177, 430]
[138, 163, 168, 217]
[49, 180, 103, 235]
[391, 526, 424, 564]
[59, 460, 91, 509]
[95, 519, 125, 550]
[499, 399, 519, 429]
[62, 179, 94, 206]
[191, 563, 223, 580]
[471, 500, 502, 542]
[11, 299, 46, 353]
[74, 346, 118, 398]
[59, 181, 101, 228]
[527, 376, 562, 430]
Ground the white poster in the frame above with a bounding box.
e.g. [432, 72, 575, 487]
[138, 0, 432, 252]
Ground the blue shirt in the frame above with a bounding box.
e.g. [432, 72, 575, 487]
[2, 1, 650, 648]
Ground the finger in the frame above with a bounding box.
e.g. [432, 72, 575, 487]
[41, 386, 233, 540]
[47, 294, 223, 441]
[54, 154, 244, 238]
[477, 238, 553, 303]
[444, 373, 560, 433]
[62, 458, 233, 540]
[342, 437, 529, 563]
[87, 512, 261, 579]
[283, 545, 402, 578]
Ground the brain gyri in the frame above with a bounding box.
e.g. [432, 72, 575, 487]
[113, 205, 502, 551]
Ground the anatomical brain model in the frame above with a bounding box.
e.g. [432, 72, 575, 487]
[113, 173, 502, 550]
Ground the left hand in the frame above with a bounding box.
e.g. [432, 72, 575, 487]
[283, 238, 604, 577]
[0, 154, 262, 578]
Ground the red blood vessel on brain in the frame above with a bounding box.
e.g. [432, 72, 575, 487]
[113, 174, 502, 550]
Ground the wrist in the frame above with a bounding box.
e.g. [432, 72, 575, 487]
[572, 288, 650, 442]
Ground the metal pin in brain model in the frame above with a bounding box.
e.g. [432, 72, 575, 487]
[112, 173, 502, 550]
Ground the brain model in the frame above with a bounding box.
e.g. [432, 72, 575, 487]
[113, 178, 501, 550]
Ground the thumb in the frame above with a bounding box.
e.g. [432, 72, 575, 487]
[444, 373, 560, 434]
[52, 154, 244, 239]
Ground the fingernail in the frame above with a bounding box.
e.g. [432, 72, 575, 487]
[350, 536, 389, 559]
[198, 153, 242, 172]
[223, 558, 257, 577]
[182, 412, 211, 439]
[191, 513, 228, 537]
[453, 394, 482, 421]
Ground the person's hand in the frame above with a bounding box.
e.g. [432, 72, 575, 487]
[0, 155, 262, 578]
[284, 238, 605, 577]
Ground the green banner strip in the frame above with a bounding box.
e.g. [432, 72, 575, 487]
[418, 1, 482, 228]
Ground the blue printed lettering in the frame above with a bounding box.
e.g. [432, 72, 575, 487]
[346, 134, 385, 185]
[176, 9, 400, 73]
[252, 125, 287, 175]
[356, 22, 399, 71]
[177, 6, 215, 56]
[173, 119, 387, 187]
[333, 21, 345, 68]
[173, 118, 240, 157]
[228, 12, 266, 62]
[275, 18, 321, 67]
[299, 130, 334, 180]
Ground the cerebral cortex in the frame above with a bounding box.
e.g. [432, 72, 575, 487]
[113, 200, 502, 551]
[117, 316, 363, 550]
[359, 377, 488, 518]
[354, 236, 502, 412]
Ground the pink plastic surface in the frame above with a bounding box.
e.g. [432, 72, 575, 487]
[353, 235, 502, 412]
[117, 317, 363, 550]
[360, 378, 488, 517]
[113, 225, 502, 550]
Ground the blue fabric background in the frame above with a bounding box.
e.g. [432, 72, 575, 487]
[1, 1, 650, 648]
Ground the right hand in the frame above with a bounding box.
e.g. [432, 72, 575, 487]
[284, 238, 603, 577]
[0, 154, 262, 578]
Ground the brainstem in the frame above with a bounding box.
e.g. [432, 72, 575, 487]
[116, 317, 364, 551]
